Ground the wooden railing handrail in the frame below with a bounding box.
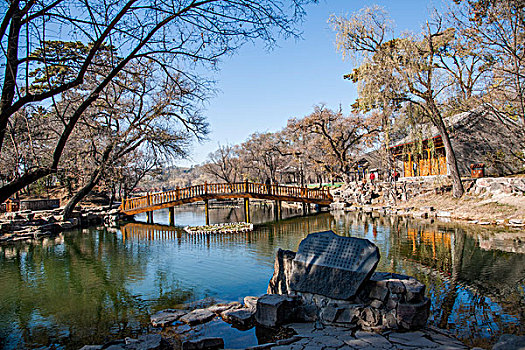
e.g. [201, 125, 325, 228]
[120, 181, 333, 213]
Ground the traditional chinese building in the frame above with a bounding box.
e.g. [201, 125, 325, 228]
[389, 109, 525, 178]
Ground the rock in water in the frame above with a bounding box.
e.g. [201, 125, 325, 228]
[255, 294, 299, 327]
[150, 309, 187, 327]
[289, 231, 380, 300]
[244, 296, 259, 311]
[492, 334, 525, 350]
[179, 308, 216, 325]
[125, 335, 162, 350]
[207, 301, 242, 314]
[182, 337, 224, 350]
[220, 308, 255, 328]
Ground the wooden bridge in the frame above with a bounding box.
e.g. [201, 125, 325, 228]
[120, 181, 333, 224]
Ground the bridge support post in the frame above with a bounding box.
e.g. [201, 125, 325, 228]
[147, 211, 153, 224]
[169, 207, 175, 226]
[244, 198, 250, 223]
[274, 200, 282, 221]
[204, 199, 210, 225]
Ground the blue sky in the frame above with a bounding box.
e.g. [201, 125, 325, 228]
[181, 0, 444, 166]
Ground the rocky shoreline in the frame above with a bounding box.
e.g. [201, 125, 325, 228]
[78, 298, 525, 350]
[77, 244, 525, 350]
[330, 202, 525, 228]
[329, 176, 525, 228]
[0, 206, 131, 243]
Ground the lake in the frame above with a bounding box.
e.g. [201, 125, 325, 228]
[1, 204, 524, 349]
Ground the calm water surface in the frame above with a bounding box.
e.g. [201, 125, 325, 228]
[1, 204, 524, 349]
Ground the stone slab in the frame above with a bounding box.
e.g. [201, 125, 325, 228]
[150, 309, 187, 327]
[182, 337, 224, 350]
[220, 308, 255, 328]
[492, 334, 525, 350]
[179, 308, 216, 325]
[255, 294, 298, 327]
[289, 231, 380, 299]
[207, 302, 241, 314]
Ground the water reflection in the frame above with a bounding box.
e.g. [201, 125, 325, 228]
[0, 228, 192, 349]
[0, 208, 524, 349]
[332, 211, 525, 347]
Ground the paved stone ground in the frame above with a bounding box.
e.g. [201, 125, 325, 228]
[246, 324, 469, 350]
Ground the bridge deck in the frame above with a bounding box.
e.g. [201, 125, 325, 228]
[120, 181, 333, 215]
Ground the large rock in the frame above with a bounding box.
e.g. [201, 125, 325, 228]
[289, 231, 380, 300]
[244, 296, 259, 311]
[124, 335, 163, 350]
[207, 302, 242, 314]
[397, 298, 431, 329]
[255, 294, 299, 327]
[267, 249, 296, 295]
[182, 337, 224, 350]
[221, 308, 255, 328]
[179, 308, 216, 325]
[492, 334, 525, 350]
[150, 309, 187, 327]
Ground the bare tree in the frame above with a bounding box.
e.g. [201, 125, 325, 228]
[452, 0, 525, 125]
[59, 59, 209, 218]
[238, 132, 287, 183]
[201, 144, 241, 183]
[287, 105, 380, 183]
[0, 0, 316, 203]
[331, 6, 488, 197]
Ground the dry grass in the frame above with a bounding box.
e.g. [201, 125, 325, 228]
[394, 191, 525, 221]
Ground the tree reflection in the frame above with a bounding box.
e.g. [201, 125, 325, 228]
[0, 228, 192, 349]
[1, 209, 524, 349]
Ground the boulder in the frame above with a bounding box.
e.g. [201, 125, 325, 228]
[397, 298, 431, 329]
[207, 302, 242, 314]
[255, 294, 299, 327]
[403, 278, 426, 303]
[124, 335, 163, 350]
[179, 308, 216, 325]
[289, 231, 380, 300]
[492, 334, 525, 350]
[150, 309, 187, 327]
[267, 249, 296, 295]
[221, 308, 255, 328]
[244, 296, 259, 311]
[320, 302, 362, 325]
[182, 337, 224, 350]
[265, 236, 431, 332]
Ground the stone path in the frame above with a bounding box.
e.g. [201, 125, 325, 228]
[246, 324, 469, 350]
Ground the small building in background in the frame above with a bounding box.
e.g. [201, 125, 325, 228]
[389, 109, 525, 178]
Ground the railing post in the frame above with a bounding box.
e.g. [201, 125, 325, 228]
[204, 181, 208, 195]
[244, 179, 248, 193]
[176, 186, 179, 200]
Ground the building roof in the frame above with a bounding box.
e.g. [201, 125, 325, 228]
[389, 109, 482, 149]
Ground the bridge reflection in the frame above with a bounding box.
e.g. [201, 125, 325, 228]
[121, 223, 182, 242]
[120, 214, 336, 249]
[121, 212, 525, 301]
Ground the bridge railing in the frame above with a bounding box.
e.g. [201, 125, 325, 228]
[121, 181, 332, 213]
